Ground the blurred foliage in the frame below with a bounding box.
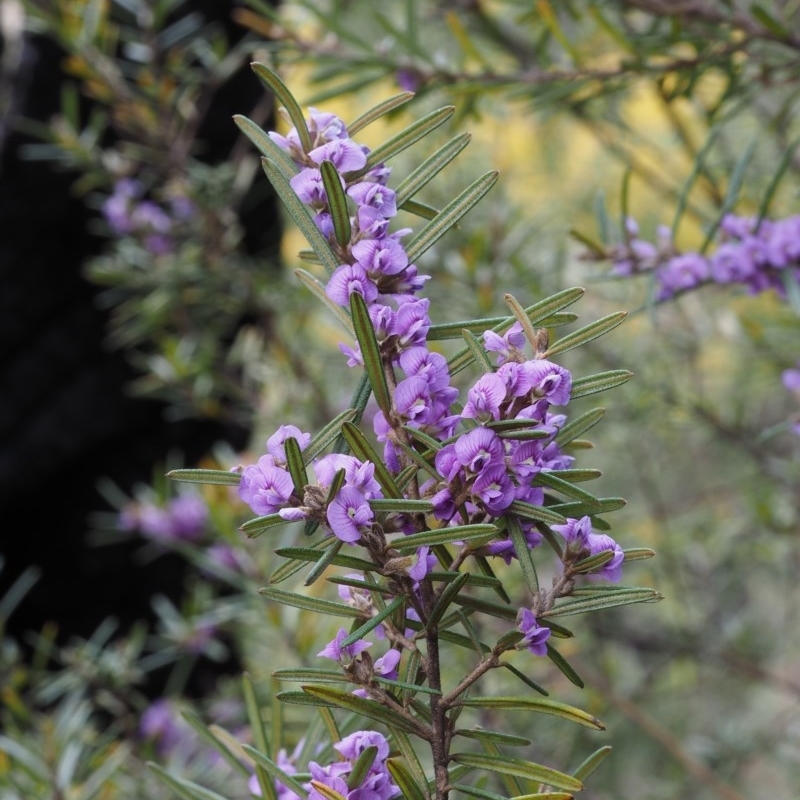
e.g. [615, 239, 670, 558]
[2, 1, 800, 799]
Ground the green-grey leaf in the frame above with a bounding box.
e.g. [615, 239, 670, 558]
[180, 712, 251, 777]
[320, 160, 351, 247]
[274, 546, 375, 573]
[241, 745, 309, 799]
[385, 758, 429, 800]
[261, 158, 340, 275]
[569, 370, 633, 399]
[284, 436, 309, 496]
[390, 523, 497, 551]
[240, 513, 287, 538]
[342, 422, 402, 498]
[369, 497, 433, 513]
[347, 92, 416, 136]
[295, 268, 355, 335]
[298, 686, 427, 736]
[546, 587, 662, 617]
[350, 292, 392, 417]
[456, 696, 604, 730]
[450, 753, 584, 793]
[572, 744, 613, 782]
[545, 311, 627, 358]
[148, 763, 232, 800]
[166, 468, 241, 486]
[304, 538, 345, 587]
[623, 547, 656, 561]
[503, 661, 549, 696]
[545, 644, 584, 688]
[509, 500, 566, 525]
[395, 132, 472, 206]
[507, 515, 539, 594]
[272, 667, 350, 683]
[305, 408, 359, 462]
[341, 596, 404, 647]
[357, 105, 455, 175]
[259, 587, 361, 617]
[548, 496, 626, 517]
[461, 327, 495, 372]
[233, 114, 299, 180]
[250, 62, 312, 152]
[455, 728, 532, 747]
[406, 171, 499, 263]
[555, 407, 606, 446]
[534, 472, 600, 503]
[427, 571, 469, 630]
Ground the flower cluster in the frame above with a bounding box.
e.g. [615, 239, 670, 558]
[102, 178, 194, 254]
[607, 214, 800, 302]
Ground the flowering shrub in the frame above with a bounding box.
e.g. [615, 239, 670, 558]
[163, 64, 660, 800]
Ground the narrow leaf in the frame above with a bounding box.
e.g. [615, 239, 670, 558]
[406, 171, 499, 263]
[240, 513, 287, 538]
[261, 158, 340, 275]
[507, 515, 539, 594]
[259, 587, 361, 617]
[250, 62, 312, 151]
[569, 370, 633, 399]
[284, 436, 309, 496]
[390, 523, 497, 551]
[341, 596, 405, 647]
[319, 160, 351, 247]
[555, 407, 605, 447]
[545, 645, 584, 687]
[180, 712, 251, 777]
[167, 468, 240, 486]
[461, 327, 494, 372]
[547, 496, 626, 517]
[450, 753, 583, 793]
[294, 268, 355, 335]
[358, 105, 455, 175]
[385, 758, 428, 800]
[241, 745, 309, 799]
[272, 667, 349, 683]
[305, 408, 359, 463]
[147, 763, 231, 800]
[274, 546, 375, 573]
[347, 746, 378, 791]
[546, 588, 662, 617]
[572, 745, 613, 782]
[347, 92, 416, 136]
[341, 422, 402, 498]
[533, 472, 599, 503]
[544, 312, 627, 358]
[233, 114, 299, 179]
[427, 571, 469, 630]
[502, 662, 549, 696]
[623, 547, 656, 561]
[455, 728, 532, 747]
[304, 538, 345, 587]
[370, 498, 434, 513]
[350, 292, 392, 417]
[509, 500, 566, 526]
[389, 730, 429, 792]
[456, 696, 604, 730]
[395, 132, 472, 206]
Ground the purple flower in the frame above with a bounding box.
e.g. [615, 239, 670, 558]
[352, 237, 408, 276]
[335, 730, 390, 762]
[266, 425, 312, 464]
[290, 168, 328, 206]
[709, 242, 756, 284]
[308, 139, 368, 172]
[326, 263, 379, 306]
[317, 627, 372, 661]
[326, 486, 374, 543]
[483, 322, 526, 365]
[585, 532, 625, 583]
[472, 464, 515, 514]
[398, 347, 452, 392]
[238, 456, 295, 516]
[551, 515, 593, 548]
[462, 372, 508, 421]
[406, 545, 436, 584]
[522, 360, 572, 406]
[348, 182, 397, 218]
[389, 298, 430, 347]
[394, 375, 433, 423]
[371, 648, 402, 681]
[783, 362, 800, 393]
[454, 427, 504, 475]
[139, 699, 184, 756]
[314, 453, 383, 498]
[516, 608, 551, 656]
[656, 252, 710, 300]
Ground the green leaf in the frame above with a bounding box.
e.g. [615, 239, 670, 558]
[147, 763, 232, 800]
[547, 496, 626, 518]
[427, 571, 469, 630]
[546, 587, 662, 617]
[545, 644, 584, 688]
[502, 661, 549, 696]
[623, 547, 656, 561]
[461, 327, 495, 372]
[272, 667, 350, 683]
[555, 407, 605, 447]
[455, 594, 515, 622]
[284, 436, 309, 496]
[350, 292, 392, 417]
[455, 728, 532, 747]
[309, 781, 347, 800]
[347, 746, 378, 791]
[395, 132, 472, 206]
[274, 546, 375, 573]
[385, 758, 429, 800]
[341, 596, 405, 646]
[250, 62, 312, 151]
[450, 784, 509, 800]
[233, 114, 299, 179]
[450, 753, 584, 793]
[304, 538, 345, 587]
[297, 685, 428, 736]
[0, 735, 48, 777]
[295, 268, 355, 335]
[570, 370, 633, 399]
[390, 523, 498, 551]
[341, 422, 402, 498]
[261, 158, 341, 275]
[534, 472, 599, 503]
[269, 537, 330, 584]
[406, 171, 499, 263]
[369, 497, 434, 514]
[357, 106, 456, 175]
[166, 468, 241, 486]
[180, 712, 251, 777]
[305, 409, 359, 462]
[240, 513, 288, 538]
[398, 197, 440, 220]
[572, 744, 613, 782]
[347, 92, 415, 136]
[388, 730, 429, 791]
[241, 672, 272, 800]
[750, 3, 791, 36]
[456, 696, 604, 730]
[320, 160, 351, 247]
[507, 515, 539, 594]
[259, 587, 362, 618]
[509, 500, 566, 526]
[545, 311, 627, 358]
[241, 745, 309, 799]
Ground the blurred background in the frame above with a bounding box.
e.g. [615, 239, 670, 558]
[1, 2, 798, 799]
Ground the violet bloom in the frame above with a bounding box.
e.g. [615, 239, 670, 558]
[398, 347, 452, 393]
[308, 139, 367, 172]
[266, 424, 312, 463]
[348, 181, 397, 218]
[352, 237, 408, 276]
[335, 730, 391, 762]
[139, 699, 184, 756]
[483, 321, 526, 365]
[407, 545, 436, 584]
[326, 486, 374, 543]
[461, 372, 507, 421]
[390, 298, 431, 348]
[764, 215, 800, 267]
[238, 456, 295, 516]
[783, 362, 800, 393]
[516, 608, 551, 656]
[314, 453, 383, 499]
[585, 532, 625, 583]
[290, 168, 328, 207]
[454, 427, 504, 475]
[326, 263, 379, 306]
[522, 360, 572, 406]
[371, 648, 402, 681]
[164, 494, 208, 541]
[472, 464, 515, 514]
[394, 375, 433, 424]
[551, 515, 593, 549]
[655, 252, 710, 300]
[318, 627, 372, 661]
[709, 241, 755, 284]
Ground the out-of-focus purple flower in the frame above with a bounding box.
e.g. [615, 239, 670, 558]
[317, 627, 372, 661]
[655, 252, 710, 300]
[516, 608, 551, 656]
[326, 486, 374, 543]
[783, 362, 800, 393]
[120, 494, 208, 543]
[396, 68, 421, 93]
[709, 241, 755, 284]
[140, 699, 184, 756]
[238, 456, 295, 516]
